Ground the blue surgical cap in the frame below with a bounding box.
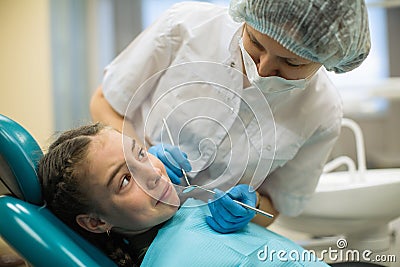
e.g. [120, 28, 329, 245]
[229, 0, 371, 73]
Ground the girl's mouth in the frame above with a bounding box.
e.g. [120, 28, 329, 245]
[155, 183, 171, 206]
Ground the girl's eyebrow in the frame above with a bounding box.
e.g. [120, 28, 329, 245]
[106, 162, 125, 188]
[106, 139, 136, 188]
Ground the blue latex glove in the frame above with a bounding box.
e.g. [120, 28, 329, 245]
[206, 184, 257, 233]
[148, 144, 191, 184]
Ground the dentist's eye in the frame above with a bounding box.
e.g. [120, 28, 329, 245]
[246, 30, 264, 51]
[285, 60, 302, 67]
[120, 174, 131, 190]
[250, 37, 263, 50]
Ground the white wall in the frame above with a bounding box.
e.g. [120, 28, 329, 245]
[0, 0, 53, 148]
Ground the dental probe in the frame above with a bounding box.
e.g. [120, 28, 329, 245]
[162, 119, 274, 219]
[183, 185, 274, 218]
[162, 118, 191, 186]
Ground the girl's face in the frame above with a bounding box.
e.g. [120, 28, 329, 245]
[80, 129, 180, 234]
[242, 24, 322, 80]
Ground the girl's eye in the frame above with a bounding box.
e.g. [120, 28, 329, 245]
[120, 174, 131, 190]
[138, 147, 147, 161]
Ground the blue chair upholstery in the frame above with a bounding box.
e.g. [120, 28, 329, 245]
[0, 114, 116, 267]
[0, 114, 42, 204]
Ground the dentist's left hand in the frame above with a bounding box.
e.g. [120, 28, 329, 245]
[148, 144, 191, 185]
[206, 184, 257, 233]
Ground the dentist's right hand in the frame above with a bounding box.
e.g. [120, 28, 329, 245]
[148, 144, 191, 185]
[206, 184, 257, 233]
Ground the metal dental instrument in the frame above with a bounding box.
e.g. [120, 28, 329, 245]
[182, 184, 274, 218]
[162, 118, 274, 219]
[162, 118, 191, 186]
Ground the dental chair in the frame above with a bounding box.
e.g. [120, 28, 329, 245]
[0, 114, 116, 267]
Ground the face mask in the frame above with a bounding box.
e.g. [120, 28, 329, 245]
[239, 38, 313, 94]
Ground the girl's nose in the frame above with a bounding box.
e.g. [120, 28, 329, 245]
[146, 167, 162, 189]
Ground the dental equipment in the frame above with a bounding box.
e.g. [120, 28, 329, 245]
[162, 118, 190, 186]
[162, 118, 274, 219]
[183, 184, 274, 218]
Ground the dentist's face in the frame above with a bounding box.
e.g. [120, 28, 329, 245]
[242, 24, 321, 80]
[84, 129, 180, 233]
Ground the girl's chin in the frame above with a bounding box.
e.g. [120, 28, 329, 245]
[165, 194, 180, 208]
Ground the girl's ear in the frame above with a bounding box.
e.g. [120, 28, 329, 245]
[76, 214, 111, 233]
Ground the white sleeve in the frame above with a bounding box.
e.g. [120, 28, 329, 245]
[102, 6, 180, 118]
[260, 116, 342, 217]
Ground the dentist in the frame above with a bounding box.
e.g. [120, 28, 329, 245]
[90, 0, 371, 231]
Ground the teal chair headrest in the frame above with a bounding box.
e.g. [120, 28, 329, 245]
[0, 114, 43, 204]
[0, 195, 116, 267]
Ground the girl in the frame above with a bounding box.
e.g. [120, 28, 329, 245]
[38, 123, 328, 266]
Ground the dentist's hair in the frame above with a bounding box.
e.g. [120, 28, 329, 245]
[37, 123, 135, 267]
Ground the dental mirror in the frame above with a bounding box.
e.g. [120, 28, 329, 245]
[162, 118, 274, 218]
